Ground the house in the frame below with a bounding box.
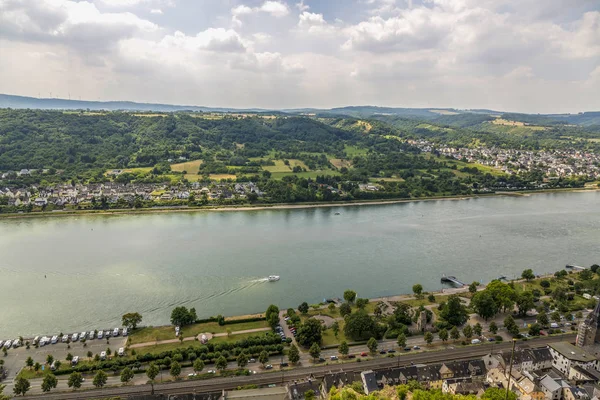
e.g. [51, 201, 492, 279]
[549, 342, 598, 375]
[569, 366, 600, 384]
[34, 198, 47, 207]
[531, 348, 554, 371]
[442, 378, 486, 395]
[361, 370, 379, 395]
[502, 349, 535, 372]
[540, 374, 562, 400]
[286, 380, 321, 400]
[320, 371, 359, 397]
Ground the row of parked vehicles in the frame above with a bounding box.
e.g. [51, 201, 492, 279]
[23, 327, 128, 348]
[0, 339, 22, 349]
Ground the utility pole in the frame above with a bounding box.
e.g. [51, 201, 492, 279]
[505, 339, 516, 400]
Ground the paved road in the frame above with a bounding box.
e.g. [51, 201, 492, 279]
[21, 335, 568, 400]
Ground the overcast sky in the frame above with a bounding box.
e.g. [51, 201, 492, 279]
[0, 0, 599, 113]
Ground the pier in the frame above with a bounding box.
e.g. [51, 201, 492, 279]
[566, 264, 587, 271]
[441, 274, 466, 286]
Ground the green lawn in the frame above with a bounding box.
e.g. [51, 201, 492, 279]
[344, 145, 368, 157]
[322, 320, 347, 347]
[129, 320, 269, 345]
[270, 170, 340, 180]
[134, 332, 271, 356]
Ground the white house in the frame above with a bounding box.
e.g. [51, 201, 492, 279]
[549, 342, 598, 376]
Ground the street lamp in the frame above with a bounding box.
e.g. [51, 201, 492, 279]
[505, 339, 517, 400]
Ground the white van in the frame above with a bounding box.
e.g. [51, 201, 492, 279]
[33, 336, 40, 345]
[3, 340, 12, 348]
[71, 356, 79, 366]
[122, 328, 128, 337]
[12, 339, 20, 348]
[471, 339, 481, 344]
[51, 335, 58, 344]
[97, 331, 103, 339]
[550, 322, 559, 328]
[100, 351, 106, 360]
[88, 331, 95, 340]
[113, 328, 120, 337]
[118, 347, 124, 356]
[71, 333, 79, 342]
[80, 332, 87, 340]
[50, 360, 58, 371]
[62, 335, 69, 343]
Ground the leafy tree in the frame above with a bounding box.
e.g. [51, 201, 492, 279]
[41, 373, 57, 393]
[551, 311, 561, 323]
[450, 326, 460, 341]
[87, 351, 93, 359]
[328, 303, 336, 312]
[25, 357, 33, 369]
[34, 362, 41, 372]
[473, 323, 483, 337]
[66, 353, 73, 362]
[288, 344, 300, 364]
[146, 363, 160, 394]
[462, 325, 473, 339]
[298, 302, 309, 314]
[237, 352, 249, 368]
[440, 295, 468, 326]
[46, 354, 54, 365]
[356, 298, 369, 309]
[339, 303, 352, 317]
[305, 390, 316, 400]
[344, 311, 380, 341]
[193, 358, 205, 373]
[68, 372, 84, 389]
[489, 321, 498, 334]
[576, 311, 584, 319]
[504, 315, 520, 336]
[412, 284, 423, 298]
[367, 337, 378, 354]
[529, 323, 541, 336]
[439, 328, 448, 342]
[296, 318, 323, 347]
[428, 294, 436, 303]
[397, 333, 407, 348]
[471, 291, 498, 320]
[93, 370, 108, 388]
[170, 306, 196, 326]
[338, 341, 349, 356]
[591, 264, 600, 273]
[486, 280, 517, 313]
[265, 304, 280, 329]
[13, 377, 30, 396]
[259, 350, 269, 366]
[516, 291, 535, 316]
[122, 312, 143, 330]
[344, 290, 357, 304]
[170, 361, 182, 378]
[0, 384, 10, 400]
[469, 282, 478, 294]
[482, 387, 517, 400]
[540, 280, 551, 288]
[121, 367, 134, 384]
[424, 332, 433, 345]
[537, 311, 549, 326]
[309, 343, 321, 361]
[521, 269, 535, 281]
[580, 269, 593, 281]
[331, 321, 340, 337]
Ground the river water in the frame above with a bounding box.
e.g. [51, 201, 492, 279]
[0, 191, 599, 338]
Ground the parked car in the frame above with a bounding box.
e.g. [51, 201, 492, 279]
[71, 333, 79, 342]
[487, 337, 496, 342]
[404, 347, 411, 351]
[330, 355, 338, 360]
[80, 332, 87, 341]
[88, 331, 95, 339]
[50, 360, 58, 371]
[348, 354, 356, 359]
[360, 352, 368, 357]
[62, 335, 69, 343]
[471, 339, 481, 344]
[280, 362, 289, 367]
[387, 349, 396, 353]
[249, 358, 256, 363]
[3, 340, 12, 348]
[118, 347, 125, 356]
[71, 356, 79, 366]
[379, 350, 387, 354]
[413, 345, 420, 350]
[51, 336, 58, 344]
[188, 373, 197, 377]
[113, 328, 120, 337]
[207, 370, 216, 374]
[100, 351, 107, 360]
[265, 364, 273, 369]
[122, 328, 128, 336]
[104, 330, 111, 338]
[97, 331, 103, 339]
[12, 339, 20, 348]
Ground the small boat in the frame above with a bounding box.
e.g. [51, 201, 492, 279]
[268, 275, 280, 282]
[334, 212, 340, 215]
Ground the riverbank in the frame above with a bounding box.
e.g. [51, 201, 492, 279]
[1, 186, 597, 220]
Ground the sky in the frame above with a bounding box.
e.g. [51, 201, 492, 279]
[0, 0, 599, 113]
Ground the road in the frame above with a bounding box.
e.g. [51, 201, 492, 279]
[20, 335, 568, 400]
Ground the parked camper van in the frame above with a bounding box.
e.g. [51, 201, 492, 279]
[118, 347, 124, 356]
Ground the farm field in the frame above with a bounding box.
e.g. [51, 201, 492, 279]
[171, 160, 203, 174]
[262, 159, 310, 173]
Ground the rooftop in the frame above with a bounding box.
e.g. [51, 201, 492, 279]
[550, 342, 594, 362]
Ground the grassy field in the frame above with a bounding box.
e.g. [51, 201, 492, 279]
[344, 145, 368, 157]
[262, 159, 310, 173]
[270, 170, 340, 180]
[129, 320, 269, 345]
[329, 158, 352, 169]
[424, 154, 504, 176]
[209, 174, 237, 181]
[171, 160, 203, 173]
[322, 320, 347, 347]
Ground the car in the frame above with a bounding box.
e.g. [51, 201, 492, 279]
[540, 330, 547, 336]
[348, 354, 356, 359]
[0, 341, 4, 348]
[12, 339, 20, 348]
[113, 328, 120, 337]
[71, 333, 79, 342]
[51, 336, 58, 344]
[413, 345, 420, 350]
[265, 364, 273, 369]
[122, 328, 128, 336]
[280, 362, 289, 367]
[105, 330, 112, 338]
[488, 337, 496, 342]
[188, 373, 197, 377]
[360, 352, 368, 357]
[118, 347, 125, 356]
[387, 349, 396, 353]
[88, 331, 95, 339]
[249, 358, 256, 363]
[330, 355, 338, 360]
[97, 331, 103, 339]
[318, 358, 325, 363]
[3, 340, 11, 348]
[471, 339, 481, 344]
[50, 360, 58, 371]
[284, 317, 290, 321]
[80, 332, 87, 340]
[62, 335, 69, 343]
[404, 347, 411, 351]
[207, 370, 216, 374]
[379, 350, 387, 354]
[565, 323, 571, 327]
[100, 351, 107, 360]
[71, 356, 79, 366]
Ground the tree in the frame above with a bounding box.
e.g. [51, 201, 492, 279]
[540, 279, 551, 288]
[397, 333, 407, 348]
[424, 332, 433, 345]
[0, 384, 10, 400]
[537, 311, 549, 326]
[259, 350, 269, 366]
[328, 303, 336, 312]
[576, 311, 584, 319]
[473, 323, 483, 337]
[13, 377, 30, 396]
[288, 344, 300, 364]
[412, 284, 423, 298]
[309, 343, 321, 360]
[529, 323, 541, 336]
[439, 328, 448, 342]
[516, 291, 535, 317]
[34, 362, 41, 372]
[482, 387, 517, 400]
[68, 372, 84, 389]
[450, 326, 460, 341]
[265, 304, 280, 328]
[298, 302, 309, 314]
[356, 298, 369, 309]
[25, 357, 33, 369]
[87, 351, 93, 359]
[462, 325, 473, 339]
[237, 352, 249, 368]
[522, 269, 535, 281]
[66, 353, 73, 362]
[486, 280, 517, 313]
[344, 311, 379, 341]
[471, 291, 498, 320]
[489, 321, 498, 334]
[338, 341, 349, 356]
[591, 264, 600, 273]
[580, 269, 593, 281]
[469, 282, 478, 294]
[367, 337, 378, 354]
[305, 390, 316, 400]
[296, 318, 323, 347]
[193, 358, 205, 373]
[170, 306, 195, 326]
[331, 321, 340, 337]
[170, 361, 182, 378]
[344, 290, 357, 304]
[122, 312, 143, 330]
[93, 370, 108, 388]
[440, 295, 468, 326]
[146, 363, 160, 395]
[46, 354, 54, 365]
[428, 294, 436, 303]
[504, 315, 519, 336]
[339, 303, 352, 317]
[121, 367, 134, 384]
[41, 373, 58, 393]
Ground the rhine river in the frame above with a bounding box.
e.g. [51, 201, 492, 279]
[0, 191, 599, 338]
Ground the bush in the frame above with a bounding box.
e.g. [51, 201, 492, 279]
[494, 335, 503, 342]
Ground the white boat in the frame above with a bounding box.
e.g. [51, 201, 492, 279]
[268, 275, 280, 282]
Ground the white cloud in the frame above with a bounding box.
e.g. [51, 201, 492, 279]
[150, 9, 163, 15]
[296, 1, 310, 12]
[231, 1, 289, 20]
[231, 5, 253, 16]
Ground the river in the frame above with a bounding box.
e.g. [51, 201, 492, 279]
[0, 191, 599, 338]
